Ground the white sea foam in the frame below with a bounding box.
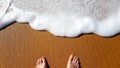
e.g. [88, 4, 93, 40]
[0, 0, 12, 19]
[0, 0, 120, 37]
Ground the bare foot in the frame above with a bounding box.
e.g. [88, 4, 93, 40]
[36, 57, 49, 68]
[67, 55, 80, 68]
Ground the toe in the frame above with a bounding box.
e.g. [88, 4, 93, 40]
[75, 60, 79, 66]
[42, 57, 46, 63]
[76, 60, 79, 64]
[73, 56, 77, 63]
[40, 58, 43, 63]
[75, 57, 78, 63]
[68, 54, 74, 62]
[77, 60, 80, 68]
[36, 58, 42, 64]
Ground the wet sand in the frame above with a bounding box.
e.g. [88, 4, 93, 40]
[0, 22, 120, 68]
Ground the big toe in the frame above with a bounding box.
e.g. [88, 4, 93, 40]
[68, 54, 74, 62]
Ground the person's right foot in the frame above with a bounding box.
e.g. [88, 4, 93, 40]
[67, 55, 80, 68]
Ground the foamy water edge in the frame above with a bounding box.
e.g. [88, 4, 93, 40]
[0, 4, 120, 37]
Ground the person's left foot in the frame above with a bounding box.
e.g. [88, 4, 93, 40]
[36, 57, 48, 68]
